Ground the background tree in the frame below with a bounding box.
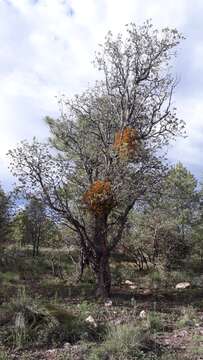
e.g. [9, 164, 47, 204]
[8, 22, 184, 298]
[158, 163, 198, 267]
[11, 203, 63, 253]
[0, 184, 10, 245]
[11, 209, 28, 248]
[163, 163, 198, 243]
[25, 198, 46, 257]
[121, 163, 198, 269]
[191, 182, 203, 265]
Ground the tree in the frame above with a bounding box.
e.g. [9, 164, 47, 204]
[163, 163, 198, 251]
[8, 21, 184, 298]
[25, 198, 46, 257]
[0, 184, 10, 244]
[123, 163, 198, 269]
[191, 181, 203, 264]
[11, 203, 62, 253]
[11, 209, 28, 248]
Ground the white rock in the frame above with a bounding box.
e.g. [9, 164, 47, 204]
[139, 310, 147, 319]
[142, 289, 152, 295]
[130, 297, 136, 306]
[175, 282, 191, 289]
[85, 315, 97, 328]
[125, 280, 134, 285]
[105, 299, 112, 307]
[129, 285, 137, 290]
[46, 349, 57, 355]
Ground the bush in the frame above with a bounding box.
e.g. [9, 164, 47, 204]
[89, 323, 159, 360]
[148, 312, 164, 332]
[0, 350, 9, 360]
[0, 287, 56, 348]
[147, 263, 169, 290]
[44, 303, 104, 345]
[176, 306, 197, 328]
[0, 287, 102, 349]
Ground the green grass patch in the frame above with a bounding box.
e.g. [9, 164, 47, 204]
[0, 272, 20, 284]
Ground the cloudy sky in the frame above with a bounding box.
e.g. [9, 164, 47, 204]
[0, 0, 203, 189]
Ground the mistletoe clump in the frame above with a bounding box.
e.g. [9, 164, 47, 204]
[83, 180, 114, 215]
[113, 127, 139, 159]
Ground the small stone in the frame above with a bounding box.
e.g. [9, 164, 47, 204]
[45, 349, 57, 358]
[185, 320, 194, 327]
[129, 285, 137, 290]
[105, 299, 112, 307]
[175, 282, 191, 289]
[125, 280, 134, 285]
[130, 297, 136, 306]
[178, 329, 188, 337]
[139, 310, 147, 319]
[142, 289, 152, 295]
[85, 315, 97, 328]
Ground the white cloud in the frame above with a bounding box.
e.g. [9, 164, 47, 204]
[0, 0, 203, 187]
[169, 94, 203, 166]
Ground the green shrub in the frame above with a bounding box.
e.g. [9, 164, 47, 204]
[149, 264, 168, 289]
[0, 288, 103, 349]
[89, 323, 159, 360]
[159, 352, 183, 360]
[0, 350, 9, 360]
[176, 306, 197, 328]
[77, 300, 97, 317]
[148, 312, 164, 332]
[0, 271, 20, 284]
[44, 303, 102, 344]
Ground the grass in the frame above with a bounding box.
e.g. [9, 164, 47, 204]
[176, 306, 198, 328]
[189, 334, 203, 356]
[88, 320, 179, 360]
[147, 312, 165, 332]
[89, 323, 151, 360]
[0, 271, 20, 284]
[1, 246, 203, 359]
[0, 283, 106, 350]
[0, 350, 10, 360]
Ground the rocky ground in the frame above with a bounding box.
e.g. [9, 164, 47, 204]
[1, 248, 203, 359]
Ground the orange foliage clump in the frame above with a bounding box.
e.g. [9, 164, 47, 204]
[113, 127, 139, 159]
[83, 180, 113, 215]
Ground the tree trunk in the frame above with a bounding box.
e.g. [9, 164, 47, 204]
[95, 252, 111, 298]
[94, 214, 111, 298]
[36, 234, 40, 256]
[32, 238, 36, 257]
